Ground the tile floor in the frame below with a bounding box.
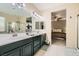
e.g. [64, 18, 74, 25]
[34, 50, 46, 56]
[34, 45, 49, 56]
[34, 39, 79, 56]
[35, 39, 66, 56]
[52, 39, 66, 47]
[44, 45, 79, 56]
[35, 45, 79, 56]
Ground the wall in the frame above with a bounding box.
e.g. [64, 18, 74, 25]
[0, 12, 19, 22]
[18, 16, 26, 32]
[52, 20, 66, 33]
[42, 4, 79, 48]
[66, 6, 79, 48]
[42, 12, 52, 44]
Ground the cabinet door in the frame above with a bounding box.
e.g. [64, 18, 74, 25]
[2, 48, 21, 56]
[41, 34, 46, 46]
[34, 45, 40, 54]
[22, 42, 33, 56]
[34, 37, 41, 47]
[33, 36, 41, 54]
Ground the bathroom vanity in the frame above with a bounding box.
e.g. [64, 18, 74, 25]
[0, 33, 46, 56]
[0, 3, 46, 56]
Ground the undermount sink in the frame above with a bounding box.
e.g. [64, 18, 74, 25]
[26, 32, 35, 36]
[10, 33, 27, 39]
[26, 31, 41, 36]
[10, 32, 40, 40]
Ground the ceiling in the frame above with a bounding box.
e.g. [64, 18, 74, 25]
[0, 3, 31, 17]
[51, 9, 66, 21]
[33, 3, 66, 12]
[52, 9, 66, 18]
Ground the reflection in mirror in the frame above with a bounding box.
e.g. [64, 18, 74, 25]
[9, 22, 16, 33]
[35, 22, 39, 29]
[0, 3, 31, 33]
[35, 21, 44, 30]
[0, 11, 29, 33]
[0, 16, 5, 33]
[40, 22, 44, 29]
[15, 21, 20, 32]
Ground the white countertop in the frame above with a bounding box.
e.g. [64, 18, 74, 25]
[0, 31, 45, 46]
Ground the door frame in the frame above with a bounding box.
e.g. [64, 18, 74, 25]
[77, 15, 79, 48]
[51, 9, 66, 46]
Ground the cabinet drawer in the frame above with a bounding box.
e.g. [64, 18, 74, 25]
[33, 35, 41, 47]
[2, 48, 21, 56]
[34, 39, 40, 47]
[41, 34, 46, 46]
[34, 45, 41, 54]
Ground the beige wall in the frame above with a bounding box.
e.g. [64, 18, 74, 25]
[42, 4, 79, 48]
[18, 16, 26, 32]
[66, 6, 79, 48]
[0, 12, 19, 22]
[42, 12, 52, 44]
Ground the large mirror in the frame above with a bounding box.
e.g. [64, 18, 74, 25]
[0, 3, 31, 33]
[35, 21, 44, 30]
[0, 16, 5, 33]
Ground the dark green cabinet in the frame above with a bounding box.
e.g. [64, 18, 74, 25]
[2, 42, 33, 56]
[41, 34, 46, 46]
[0, 33, 46, 56]
[34, 45, 40, 54]
[2, 48, 21, 56]
[34, 36, 41, 47]
[33, 36, 41, 54]
[22, 42, 33, 56]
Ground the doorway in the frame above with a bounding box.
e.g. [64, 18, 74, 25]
[51, 9, 66, 46]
